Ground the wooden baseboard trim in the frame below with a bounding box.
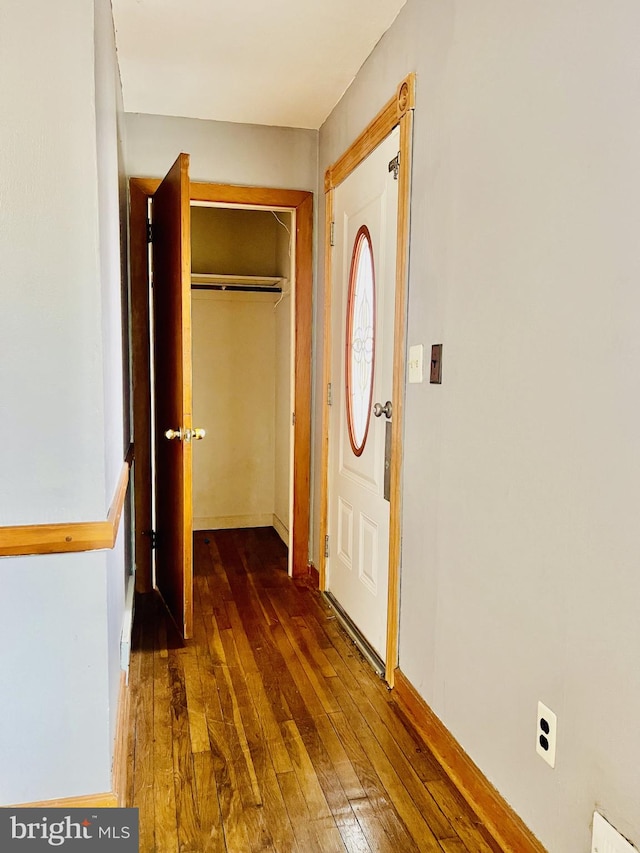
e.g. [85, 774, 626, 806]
[112, 672, 131, 807]
[0, 446, 133, 558]
[393, 669, 547, 853]
[5, 793, 118, 809]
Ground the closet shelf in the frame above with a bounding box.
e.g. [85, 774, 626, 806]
[191, 273, 285, 289]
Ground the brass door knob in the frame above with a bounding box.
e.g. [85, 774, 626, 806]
[164, 428, 183, 440]
[192, 428, 206, 441]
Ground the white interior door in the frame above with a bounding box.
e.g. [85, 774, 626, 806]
[327, 127, 400, 661]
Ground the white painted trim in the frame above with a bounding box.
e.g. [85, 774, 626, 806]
[119, 574, 135, 680]
[193, 514, 273, 530]
[273, 513, 289, 546]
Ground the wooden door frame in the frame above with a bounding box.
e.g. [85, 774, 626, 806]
[320, 74, 415, 688]
[130, 177, 314, 593]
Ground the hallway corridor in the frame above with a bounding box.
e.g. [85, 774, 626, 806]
[126, 528, 500, 853]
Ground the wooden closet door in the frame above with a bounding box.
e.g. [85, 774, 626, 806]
[152, 153, 194, 639]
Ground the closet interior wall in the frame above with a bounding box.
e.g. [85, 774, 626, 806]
[190, 206, 293, 544]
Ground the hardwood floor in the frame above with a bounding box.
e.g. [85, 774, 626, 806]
[126, 527, 502, 853]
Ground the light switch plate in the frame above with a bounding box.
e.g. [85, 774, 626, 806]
[430, 344, 443, 384]
[408, 344, 423, 383]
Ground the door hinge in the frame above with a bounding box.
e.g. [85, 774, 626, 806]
[327, 382, 332, 406]
[388, 152, 400, 180]
[144, 529, 157, 549]
[146, 219, 154, 243]
[330, 221, 335, 247]
[292, 411, 296, 426]
[324, 534, 330, 559]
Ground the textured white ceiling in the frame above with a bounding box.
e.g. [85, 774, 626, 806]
[111, 0, 406, 129]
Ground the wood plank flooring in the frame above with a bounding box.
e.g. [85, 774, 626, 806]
[126, 527, 502, 853]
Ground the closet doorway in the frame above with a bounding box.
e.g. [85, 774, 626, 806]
[129, 165, 313, 638]
[190, 203, 295, 565]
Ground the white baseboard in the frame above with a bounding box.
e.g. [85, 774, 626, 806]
[272, 513, 289, 546]
[120, 574, 135, 679]
[194, 514, 273, 531]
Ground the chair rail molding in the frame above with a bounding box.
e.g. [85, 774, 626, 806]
[0, 445, 133, 558]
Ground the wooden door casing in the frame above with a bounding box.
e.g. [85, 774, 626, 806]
[320, 74, 415, 684]
[130, 178, 313, 596]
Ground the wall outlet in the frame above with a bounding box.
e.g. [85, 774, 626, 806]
[536, 701, 557, 768]
[592, 812, 638, 853]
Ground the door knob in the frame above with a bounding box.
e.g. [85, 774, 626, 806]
[373, 400, 393, 419]
[164, 428, 183, 440]
[192, 428, 206, 441]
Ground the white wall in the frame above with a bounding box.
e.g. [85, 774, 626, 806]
[96, 0, 126, 506]
[274, 293, 291, 541]
[0, 553, 111, 804]
[0, 0, 128, 803]
[0, 0, 105, 525]
[191, 207, 280, 276]
[94, 0, 130, 752]
[318, 2, 640, 851]
[124, 112, 318, 191]
[191, 209, 292, 533]
[274, 213, 293, 542]
[192, 291, 278, 528]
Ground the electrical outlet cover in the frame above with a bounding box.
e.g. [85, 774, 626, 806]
[592, 812, 638, 853]
[536, 701, 557, 768]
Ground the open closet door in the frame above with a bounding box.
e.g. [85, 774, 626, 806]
[152, 153, 194, 639]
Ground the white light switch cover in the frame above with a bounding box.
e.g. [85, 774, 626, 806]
[408, 344, 424, 383]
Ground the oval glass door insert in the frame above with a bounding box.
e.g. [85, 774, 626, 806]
[345, 225, 376, 456]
